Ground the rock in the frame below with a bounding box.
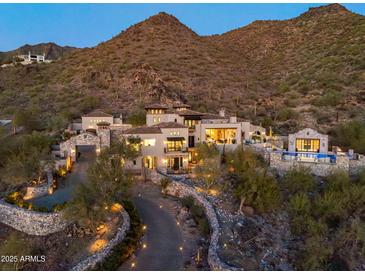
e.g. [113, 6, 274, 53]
[277, 262, 293, 271]
[242, 206, 255, 216]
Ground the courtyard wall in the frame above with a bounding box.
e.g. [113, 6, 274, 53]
[71, 208, 130, 271]
[0, 200, 67, 236]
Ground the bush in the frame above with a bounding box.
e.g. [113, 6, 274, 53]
[313, 90, 343, 107]
[180, 195, 210, 235]
[277, 107, 299, 121]
[0, 232, 34, 270]
[160, 177, 171, 192]
[331, 120, 365, 154]
[298, 236, 332, 270]
[282, 168, 316, 195]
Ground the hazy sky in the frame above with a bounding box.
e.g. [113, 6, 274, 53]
[0, 3, 364, 51]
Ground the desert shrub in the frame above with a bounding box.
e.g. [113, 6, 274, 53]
[235, 167, 281, 213]
[160, 177, 172, 194]
[282, 168, 316, 195]
[298, 236, 333, 270]
[313, 90, 343, 107]
[277, 107, 299, 121]
[0, 232, 34, 270]
[331, 120, 365, 154]
[181, 195, 210, 235]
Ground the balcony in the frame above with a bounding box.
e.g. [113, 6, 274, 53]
[164, 147, 188, 153]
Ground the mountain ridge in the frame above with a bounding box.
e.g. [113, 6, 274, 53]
[0, 3, 364, 134]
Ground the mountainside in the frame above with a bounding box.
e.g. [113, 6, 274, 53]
[0, 42, 78, 64]
[0, 4, 364, 134]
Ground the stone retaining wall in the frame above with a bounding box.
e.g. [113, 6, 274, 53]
[0, 200, 67, 236]
[152, 172, 239, 271]
[71, 209, 130, 271]
[270, 153, 349, 177]
[349, 157, 365, 175]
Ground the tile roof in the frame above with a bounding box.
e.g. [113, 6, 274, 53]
[83, 110, 113, 117]
[123, 126, 162, 134]
[153, 122, 188, 129]
[172, 103, 191, 108]
[144, 103, 169, 109]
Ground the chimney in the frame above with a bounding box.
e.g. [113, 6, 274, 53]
[219, 108, 225, 117]
[229, 116, 237, 123]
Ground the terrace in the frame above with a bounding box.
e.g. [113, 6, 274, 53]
[281, 151, 337, 164]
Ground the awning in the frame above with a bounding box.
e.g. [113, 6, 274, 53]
[167, 137, 185, 141]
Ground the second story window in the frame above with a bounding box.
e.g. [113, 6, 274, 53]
[184, 119, 197, 128]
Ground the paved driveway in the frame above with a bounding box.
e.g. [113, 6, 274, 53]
[120, 186, 184, 271]
[31, 147, 95, 209]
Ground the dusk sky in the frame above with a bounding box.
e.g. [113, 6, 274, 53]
[0, 3, 364, 51]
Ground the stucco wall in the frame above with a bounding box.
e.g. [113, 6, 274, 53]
[288, 128, 328, 153]
[0, 200, 67, 236]
[81, 116, 114, 131]
[71, 209, 130, 271]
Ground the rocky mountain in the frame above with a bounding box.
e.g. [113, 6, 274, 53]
[0, 42, 78, 64]
[0, 4, 364, 134]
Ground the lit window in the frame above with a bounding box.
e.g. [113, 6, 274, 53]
[143, 139, 156, 146]
[170, 131, 180, 136]
[153, 117, 160, 123]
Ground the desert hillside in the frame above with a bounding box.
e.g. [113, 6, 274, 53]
[0, 4, 364, 134]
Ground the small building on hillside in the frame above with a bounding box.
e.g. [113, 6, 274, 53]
[270, 128, 365, 177]
[288, 128, 328, 153]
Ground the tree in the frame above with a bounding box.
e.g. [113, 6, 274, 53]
[193, 143, 221, 189]
[127, 110, 146, 126]
[0, 132, 53, 190]
[332, 120, 365, 154]
[13, 109, 41, 133]
[235, 167, 281, 213]
[64, 139, 138, 229]
[225, 146, 263, 174]
[194, 156, 221, 189]
[195, 142, 219, 162]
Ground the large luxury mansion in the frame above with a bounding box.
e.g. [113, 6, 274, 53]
[56, 103, 266, 174]
[52, 102, 365, 177]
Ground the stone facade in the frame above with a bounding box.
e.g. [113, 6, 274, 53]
[59, 132, 101, 161]
[151, 171, 239, 271]
[71, 209, 130, 271]
[270, 152, 350, 177]
[349, 155, 365, 175]
[288, 128, 328, 153]
[0, 200, 67, 236]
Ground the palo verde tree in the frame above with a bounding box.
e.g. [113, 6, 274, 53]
[226, 146, 281, 213]
[193, 143, 221, 189]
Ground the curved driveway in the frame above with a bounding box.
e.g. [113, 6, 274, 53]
[120, 186, 184, 271]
